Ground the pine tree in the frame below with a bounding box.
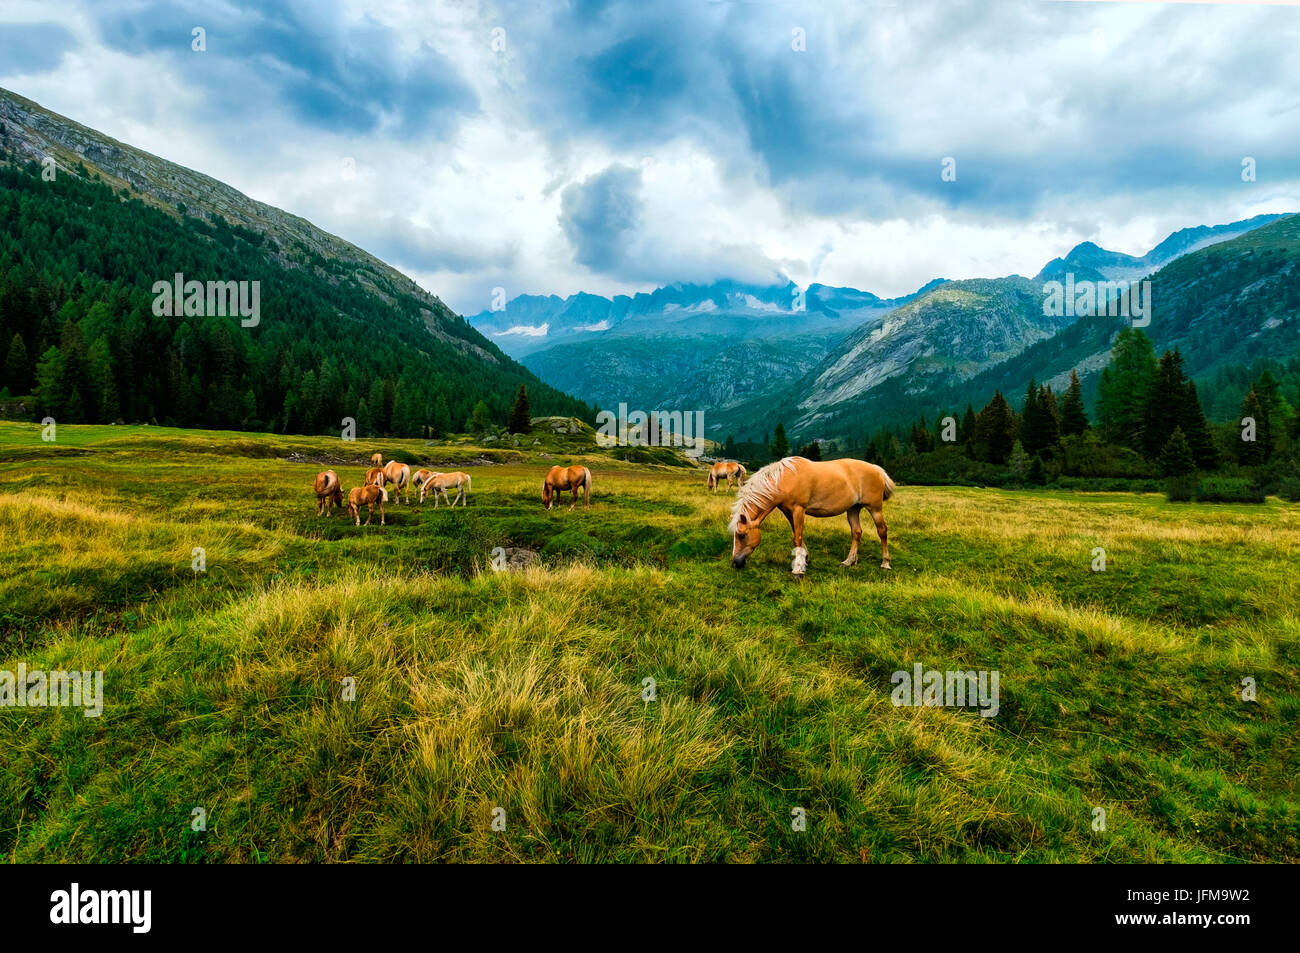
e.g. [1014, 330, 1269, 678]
[381, 379, 397, 432]
[1027, 455, 1046, 485]
[1180, 381, 1217, 470]
[1018, 379, 1042, 454]
[299, 369, 321, 432]
[432, 393, 451, 437]
[66, 386, 86, 422]
[933, 411, 951, 447]
[1059, 370, 1089, 436]
[508, 384, 532, 434]
[3, 332, 31, 393]
[770, 422, 790, 460]
[908, 421, 925, 453]
[392, 381, 421, 437]
[797, 441, 822, 460]
[87, 336, 119, 422]
[1237, 389, 1268, 465]
[1009, 440, 1029, 480]
[1254, 369, 1284, 426]
[974, 391, 1016, 464]
[961, 404, 976, 444]
[34, 345, 69, 418]
[1020, 380, 1060, 457]
[724, 434, 736, 457]
[916, 415, 933, 452]
[1097, 328, 1157, 450]
[367, 378, 387, 432]
[470, 399, 491, 434]
[1159, 427, 1196, 477]
[1143, 349, 1188, 459]
[1038, 384, 1060, 440]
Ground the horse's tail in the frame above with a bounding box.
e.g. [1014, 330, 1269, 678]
[737, 464, 747, 483]
[583, 468, 592, 504]
[465, 474, 472, 489]
[380, 486, 389, 503]
[880, 467, 896, 501]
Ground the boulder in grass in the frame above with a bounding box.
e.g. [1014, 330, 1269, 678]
[503, 548, 539, 571]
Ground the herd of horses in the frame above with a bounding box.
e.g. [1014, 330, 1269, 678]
[313, 454, 473, 525]
[312, 453, 894, 577]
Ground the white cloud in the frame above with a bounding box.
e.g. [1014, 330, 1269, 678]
[1, 0, 1297, 313]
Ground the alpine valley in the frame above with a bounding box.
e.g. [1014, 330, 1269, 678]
[470, 213, 1295, 445]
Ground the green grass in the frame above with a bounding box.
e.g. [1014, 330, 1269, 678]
[0, 422, 1296, 862]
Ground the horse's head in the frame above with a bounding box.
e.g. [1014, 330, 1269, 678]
[731, 509, 761, 568]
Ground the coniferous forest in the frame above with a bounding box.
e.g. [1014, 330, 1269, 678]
[0, 153, 595, 436]
[822, 329, 1300, 501]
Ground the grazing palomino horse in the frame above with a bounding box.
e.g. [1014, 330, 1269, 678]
[364, 466, 385, 488]
[707, 460, 747, 491]
[382, 460, 413, 504]
[346, 484, 388, 526]
[424, 471, 471, 507]
[370, 452, 383, 467]
[729, 456, 894, 576]
[314, 469, 344, 516]
[412, 468, 442, 502]
[543, 465, 592, 511]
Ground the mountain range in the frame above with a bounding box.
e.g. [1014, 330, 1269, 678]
[471, 214, 1290, 441]
[2, 84, 1293, 451]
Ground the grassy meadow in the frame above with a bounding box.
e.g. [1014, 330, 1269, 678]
[0, 421, 1296, 863]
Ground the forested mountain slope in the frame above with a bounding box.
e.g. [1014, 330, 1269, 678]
[0, 89, 593, 434]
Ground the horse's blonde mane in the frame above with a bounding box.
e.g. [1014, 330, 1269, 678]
[728, 457, 801, 532]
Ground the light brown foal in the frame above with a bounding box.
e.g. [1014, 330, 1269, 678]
[347, 484, 387, 526]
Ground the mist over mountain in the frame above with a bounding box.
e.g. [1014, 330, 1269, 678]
[468, 278, 942, 360]
[471, 214, 1289, 441]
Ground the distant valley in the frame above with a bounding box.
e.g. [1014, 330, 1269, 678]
[469, 214, 1289, 442]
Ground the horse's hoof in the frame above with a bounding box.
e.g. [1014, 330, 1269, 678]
[881, 563, 891, 570]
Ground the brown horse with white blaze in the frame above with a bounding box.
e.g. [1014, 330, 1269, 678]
[425, 471, 471, 507]
[543, 465, 591, 511]
[412, 468, 441, 502]
[707, 461, 747, 491]
[729, 456, 893, 576]
[314, 469, 344, 516]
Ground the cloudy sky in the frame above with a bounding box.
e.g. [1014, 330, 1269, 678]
[2, 0, 1298, 314]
